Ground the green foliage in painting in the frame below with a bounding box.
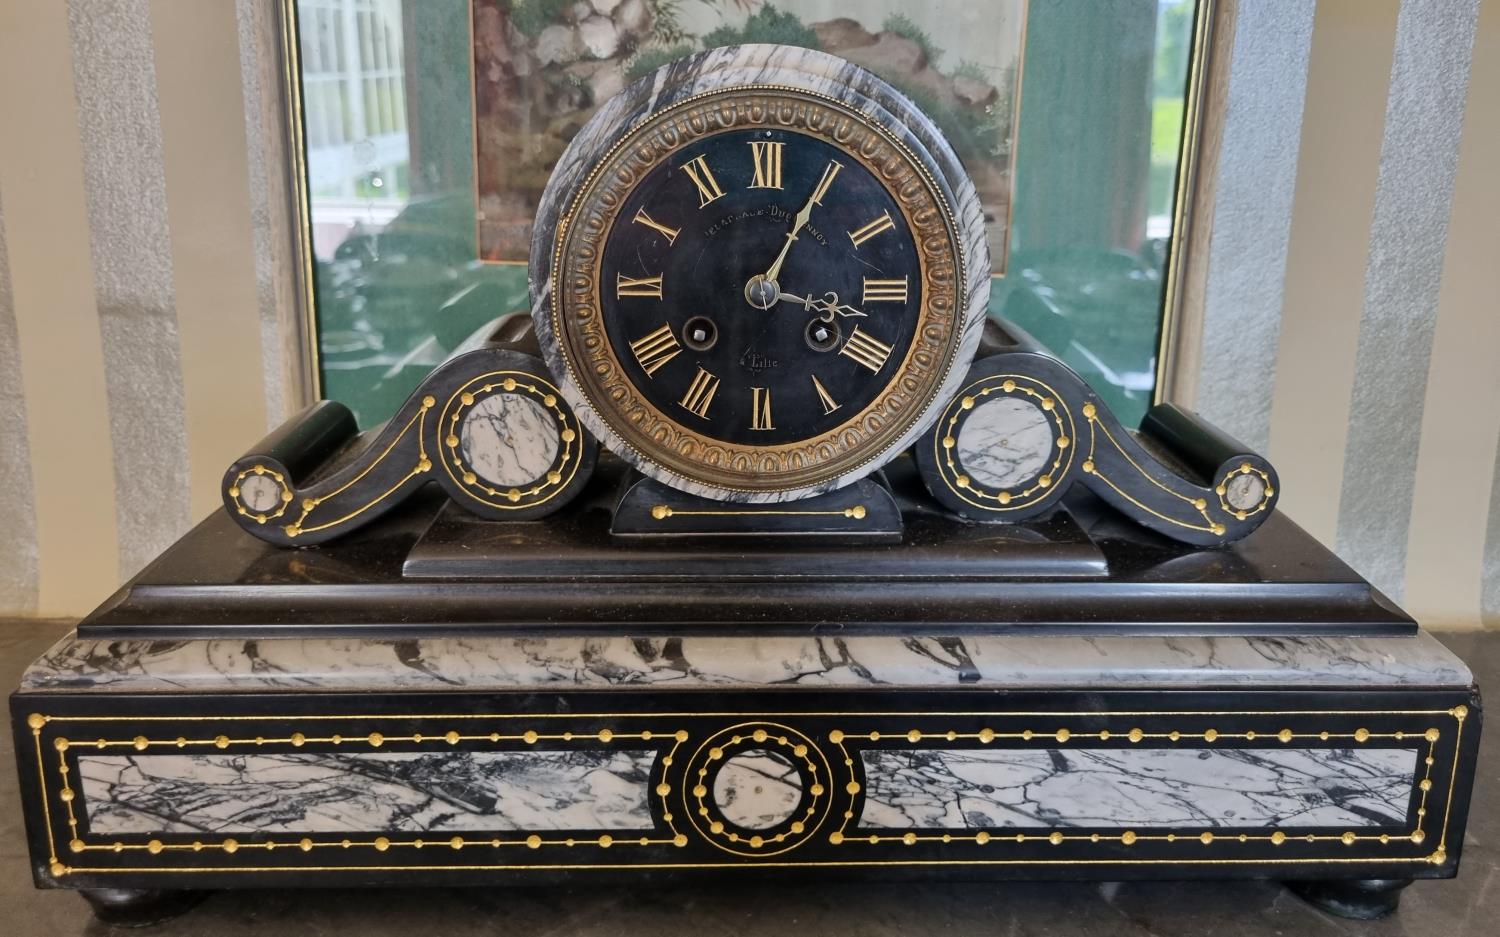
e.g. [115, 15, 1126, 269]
[881, 11, 942, 67]
[702, 4, 820, 51]
[625, 42, 696, 82]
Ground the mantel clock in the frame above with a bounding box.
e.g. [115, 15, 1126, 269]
[529, 44, 990, 502]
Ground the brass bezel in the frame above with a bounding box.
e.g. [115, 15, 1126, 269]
[550, 85, 966, 494]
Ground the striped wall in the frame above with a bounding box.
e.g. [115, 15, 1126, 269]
[1175, 0, 1497, 629]
[0, 0, 1496, 628]
[0, 0, 298, 617]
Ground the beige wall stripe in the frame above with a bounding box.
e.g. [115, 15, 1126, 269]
[67, 0, 192, 581]
[0, 192, 41, 614]
[0, 3, 121, 615]
[151, 0, 268, 521]
[1405, 0, 1499, 628]
[1335, 0, 1481, 601]
[1266, 0, 1399, 545]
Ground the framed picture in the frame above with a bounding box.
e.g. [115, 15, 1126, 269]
[286, 0, 1211, 432]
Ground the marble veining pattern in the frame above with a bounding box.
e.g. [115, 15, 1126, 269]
[79, 750, 656, 835]
[23, 631, 1471, 692]
[859, 748, 1417, 830]
[712, 750, 803, 830]
[459, 393, 559, 487]
[238, 473, 283, 513]
[956, 396, 1054, 489]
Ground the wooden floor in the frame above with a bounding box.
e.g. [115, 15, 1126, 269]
[2, 618, 1496, 936]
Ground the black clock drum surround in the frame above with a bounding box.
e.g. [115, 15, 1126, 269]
[219, 44, 1280, 549]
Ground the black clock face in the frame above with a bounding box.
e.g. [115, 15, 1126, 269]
[599, 127, 923, 447]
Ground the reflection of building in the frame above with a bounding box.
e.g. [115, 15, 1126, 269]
[298, 0, 409, 257]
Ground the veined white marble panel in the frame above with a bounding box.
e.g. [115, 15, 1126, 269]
[712, 750, 802, 830]
[23, 631, 1471, 692]
[460, 393, 559, 487]
[79, 750, 656, 835]
[859, 748, 1417, 830]
[956, 396, 1053, 489]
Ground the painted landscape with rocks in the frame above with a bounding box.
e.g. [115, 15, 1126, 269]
[472, 0, 1022, 264]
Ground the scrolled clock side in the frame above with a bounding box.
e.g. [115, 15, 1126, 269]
[221, 315, 598, 546]
[914, 319, 1281, 546]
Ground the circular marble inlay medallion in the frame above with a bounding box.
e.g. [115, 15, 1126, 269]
[712, 749, 803, 831]
[1224, 472, 1267, 511]
[955, 396, 1054, 490]
[239, 473, 284, 513]
[459, 393, 560, 487]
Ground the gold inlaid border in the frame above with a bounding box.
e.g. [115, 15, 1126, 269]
[1216, 463, 1274, 520]
[438, 370, 581, 510]
[25, 704, 1467, 876]
[933, 373, 1076, 511]
[832, 721, 1448, 856]
[1079, 401, 1224, 537]
[682, 722, 832, 858]
[281, 397, 434, 537]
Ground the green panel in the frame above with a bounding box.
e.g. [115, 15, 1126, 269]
[996, 0, 1187, 426]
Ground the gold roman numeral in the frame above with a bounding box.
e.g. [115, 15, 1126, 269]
[616, 273, 663, 299]
[840, 326, 894, 373]
[680, 155, 726, 208]
[632, 208, 680, 245]
[679, 367, 720, 418]
[628, 323, 681, 376]
[750, 387, 774, 430]
[810, 160, 843, 205]
[749, 141, 784, 190]
[811, 374, 840, 414]
[848, 211, 896, 248]
[862, 276, 909, 303]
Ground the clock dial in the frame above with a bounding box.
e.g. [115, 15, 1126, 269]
[600, 127, 923, 447]
[542, 71, 984, 500]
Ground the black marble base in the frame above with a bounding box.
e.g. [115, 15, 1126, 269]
[1286, 878, 1412, 919]
[79, 887, 208, 927]
[73, 457, 1412, 639]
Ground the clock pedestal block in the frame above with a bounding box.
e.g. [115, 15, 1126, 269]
[5, 482, 1482, 923]
[8, 485, 1481, 923]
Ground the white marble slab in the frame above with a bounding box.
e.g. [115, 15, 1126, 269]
[712, 751, 803, 830]
[459, 393, 560, 487]
[22, 631, 1470, 693]
[79, 750, 656, 835]
[956, 396, 1054, 489]
[859, 747, 1418, 830]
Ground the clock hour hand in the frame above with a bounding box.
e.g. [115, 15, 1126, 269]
[777, 290, 868, 319]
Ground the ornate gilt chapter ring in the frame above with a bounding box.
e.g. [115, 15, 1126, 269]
[550, 85, 965, 494]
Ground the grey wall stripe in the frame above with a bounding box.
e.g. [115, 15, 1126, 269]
[1484, 432, 1500, 627]
[1335, 0, 1481, 600]
[0, 191, 41, 613]
[67, 0, 190, 579]
[236, 0, 289, 428]
[1192, 0, 1315, 452]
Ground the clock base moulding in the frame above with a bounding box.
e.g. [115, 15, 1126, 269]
[10, 628, 1481, 923]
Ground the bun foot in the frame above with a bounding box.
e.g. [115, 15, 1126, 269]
[1286, 878, 1411, 919]
[79, 888, 209, 927]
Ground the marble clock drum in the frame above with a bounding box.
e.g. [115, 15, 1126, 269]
[6, 43, 1484, 928]
[530, 44, 990, 502]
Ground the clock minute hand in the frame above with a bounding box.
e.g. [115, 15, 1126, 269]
[761, 160, 844, 284]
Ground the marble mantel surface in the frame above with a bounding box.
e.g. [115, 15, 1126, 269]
[21, 630, 1470, 693]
